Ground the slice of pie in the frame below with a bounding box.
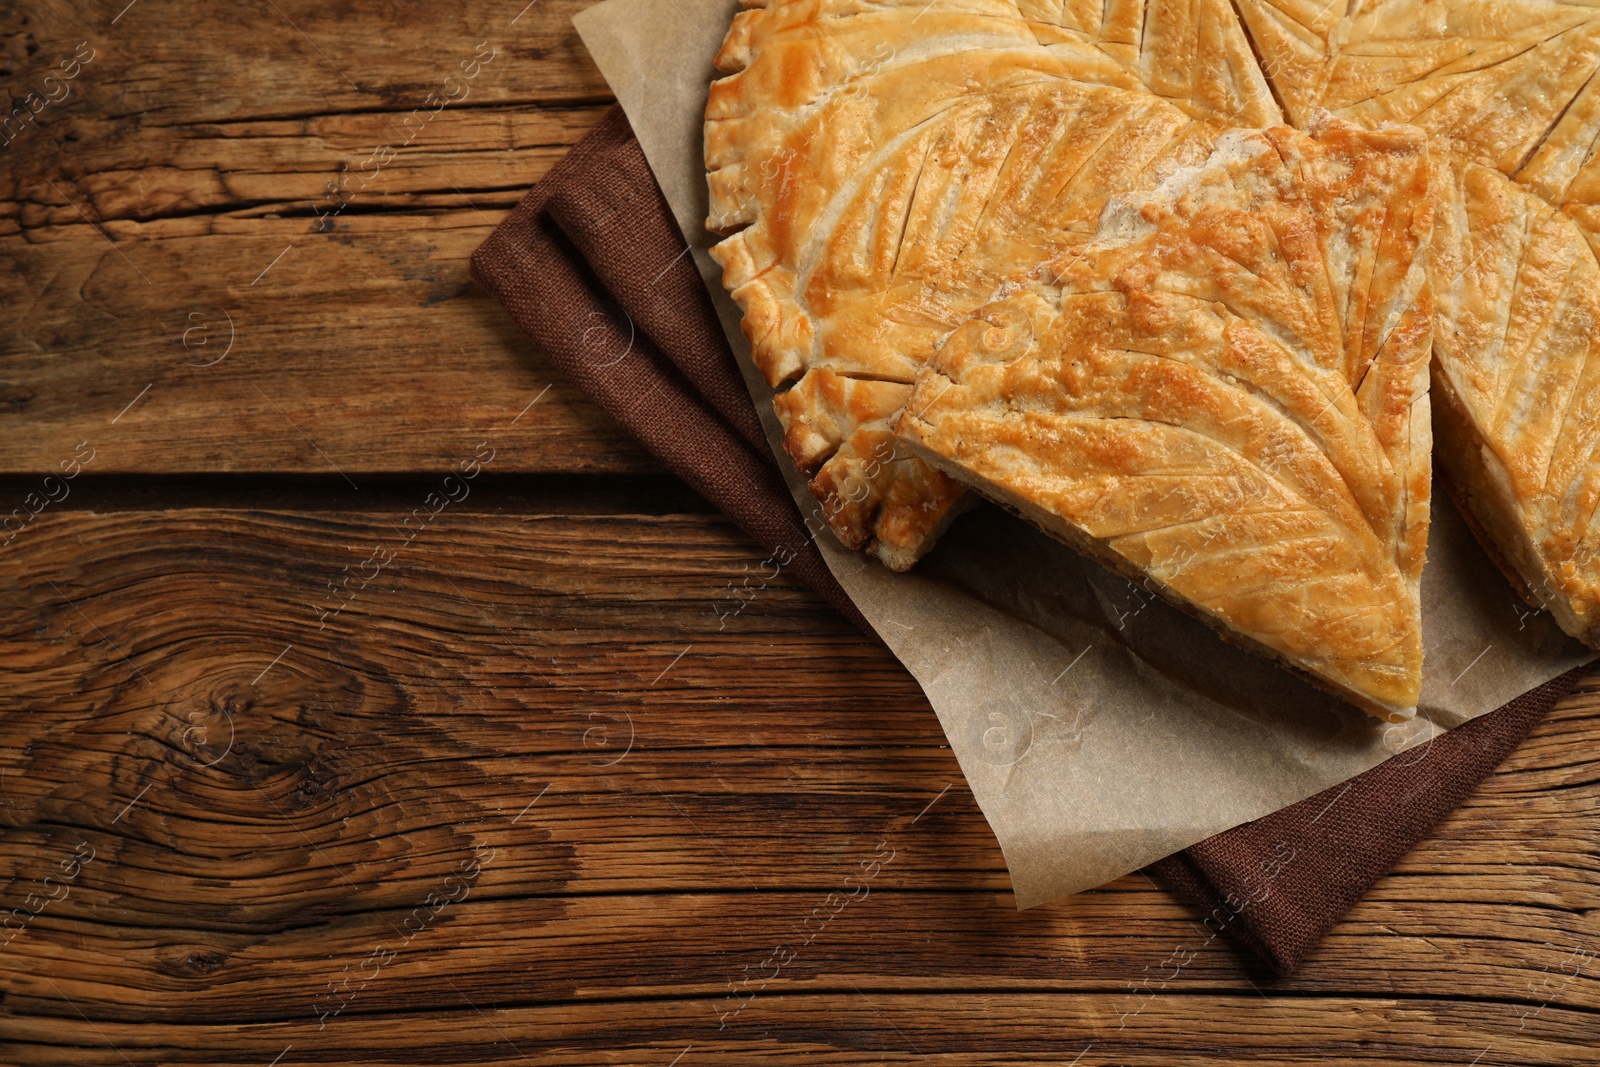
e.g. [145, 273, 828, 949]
[1429, 158, 1600, 645]
[1203, 0, 1600, 646]
[1222, 0, 1600, 644]
[895, 118, 1435, 718]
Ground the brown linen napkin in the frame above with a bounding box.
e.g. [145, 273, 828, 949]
[469, 107, 866, 633]
[471, 105, 1591, 976]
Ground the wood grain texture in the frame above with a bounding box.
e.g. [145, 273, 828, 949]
[1, 1, 654, 475]
[2, 212, 660, 475]
[4, 0, 1600, 1063]
[1, 509, 1597, 1064]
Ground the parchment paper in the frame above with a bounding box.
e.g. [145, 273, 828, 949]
[573, 0, 1594, 905]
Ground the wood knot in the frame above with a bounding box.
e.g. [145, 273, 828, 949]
[152, 945, 230, 980]
[183, 950, 227, 975]
[19, 544, 579, 940]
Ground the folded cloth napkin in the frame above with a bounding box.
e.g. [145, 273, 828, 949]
[471, 105, 1590, 976]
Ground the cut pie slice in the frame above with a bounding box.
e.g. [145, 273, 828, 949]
[1430, 157, 1600, 646]
[895, 118, 1435, 718]
[1225, 0, 1600, 646]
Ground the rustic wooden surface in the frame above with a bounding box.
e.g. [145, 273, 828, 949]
[2, 2, 1599, 1064]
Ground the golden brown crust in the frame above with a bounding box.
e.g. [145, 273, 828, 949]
[771, 369, 969, 569]
[705, 0, 1277, 567]
[895, 120, 1435, 717]
[706, 0, 1600, 695]
[1133, 0, 1283, 127]
[1225, 0, 1600, 647]
[1427, 157, 1600, 646]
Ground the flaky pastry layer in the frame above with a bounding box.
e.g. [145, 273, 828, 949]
[896, 120, 1435, 718]
[705, 0, 1279, 568]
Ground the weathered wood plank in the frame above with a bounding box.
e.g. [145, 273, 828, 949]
[5, 103, 608, 227]
[1, 509, 1597, 1064]
[1, 210, 660, 474]
[3, 993, 1597, 1065]
[3, 4, 654, 476]
[1, 0, 611, 133]
[1, 7, 610, 225]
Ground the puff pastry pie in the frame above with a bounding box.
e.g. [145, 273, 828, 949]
[1222, 0, 1600, 643]
[896, 120, 1434, 719]
[706, 0, 1600, 711]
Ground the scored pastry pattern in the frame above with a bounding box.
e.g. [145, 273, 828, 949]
[706, 0, 1236, 568]
[705, 0, 1600, 700]
[1246, 0, 1600, 648]
[897, 120, 1434, 717]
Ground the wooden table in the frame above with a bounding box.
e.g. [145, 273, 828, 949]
[3, 3, 1598, 1063]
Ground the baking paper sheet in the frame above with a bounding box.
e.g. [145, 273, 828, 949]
[572, 0, 1593, 905]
